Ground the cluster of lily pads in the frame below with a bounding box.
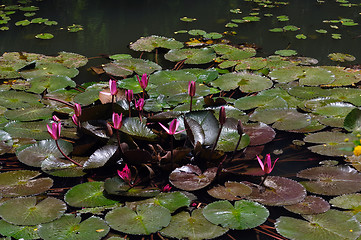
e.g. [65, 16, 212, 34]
[0, 33, 361, 240]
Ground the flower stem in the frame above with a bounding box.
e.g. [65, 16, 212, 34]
[211, 125, 223, 152]
[259, 174, 269, 187]
[170, 136, 174, 169]
[230, 134, 242, 161]
[128, 102, 131, 117]
[116, 129, 121, 149]
[190, 96, 193, 111]
[55, 140, 82, 167]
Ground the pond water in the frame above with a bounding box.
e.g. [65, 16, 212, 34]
[1, 0, 361, 65]
[0, 1, 361, 240]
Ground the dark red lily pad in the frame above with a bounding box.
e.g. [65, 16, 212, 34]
[207, 181, 252, 200]
[283, 195, 330, 215]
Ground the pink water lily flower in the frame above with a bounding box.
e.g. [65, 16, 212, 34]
[109, 79, 118, 96]
[188, 81, 196, 97]
[112, 112, 123, 130]
[135, 98, 145, 111]
[257, 154, 279, 174]
[47, 122, 61, 140]
[117, 164, 131, 181]
[72, 114, 79, 126]
[126, 89, 133, 102]
[162, 184, 172, 192]
[137, 73, 149, 90]
[74, 103, 82, 117]
[219, 106, 226, 125]
[159, 119, 185, 135]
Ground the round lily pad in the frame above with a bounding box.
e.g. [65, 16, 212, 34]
[165, 48, 216, 64]
[212, 44, 256, 60]
[275, 49, 297, 56]
[0, 170, 53, 197]
[245, 176, 307, 206]
[0, 196, 66, 225]
[20, 63, 79, 79]
[83, 145, 117, 169]
[207, 181, 252, 200]
[297, 165, 361, 196]
[103, 58, 161, 77]
[169, 164, 217, 191]
[299, 67, 335, 86]
[38, 214, 109, 240]
[322, 66, 361, 86]
[4, 107, 53, 121]
[283, 195, 330, 215]
[130, 35, 183, 52]
[269, 66, 305, 83]
[35, 33, 54, 40]
[216, 127, 250, 152]
[4, 120, 51, 140]
[0, 220, 39, 239]
[203, 200, 269, 230]
[65, 181, 118, 208]
[235, 57, 267, 71]
[27, 75, 76, 93]
[105, 204, 171, 235]
[120, 117, 157, 141]
[160, 208, 228, 240]
[275, 210, 361, 240]
[328, 53, 356, 62]
[0, 90, 42, 109]
[330, 193, 361, 211]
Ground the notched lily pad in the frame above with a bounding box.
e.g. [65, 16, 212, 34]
[297, 165, 361, 196]
[0, 220, 39, 239]
[207, 181, 252, 200]
[164, 47, 216, 64]
[103, 58, 161, 77]
[283, 195, 330, 215]
[121, 117, 157, 141]
[130, 35, 184, 52]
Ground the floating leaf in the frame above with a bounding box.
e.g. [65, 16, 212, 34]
[243, 122, 276, 146]
[296, 34, 307, 39]
[15, 19, 31, 26]
[212, 44, 256, 60]
[65, 181, 118, 208]
[328, 53, 355, 62]
[332, 33, 341, 39]
[0, 90, 41, 109]
[316, 29, 327, 33]
[20, 63, 79, 79]
[169, 164, 217, 191]
[164, 48, 216, 64]
[35, 33, 54, 40]
[105, 204, 171, 235]
[0, 220, 39, 239]
[121, 117, 157, 141]
[160, 208, 228, 240]
[55, 52, 88, 68]
[4, 107, 53, 121]
[180, 17, 196, 22]
[4, 120, 51, 140]
[27, 75, 76, 93]
[67, 24, 83, 32]
[203, 200, 269, 230]
[275, 210, 361, 240]
[19, 6, 39, 11]
[104, 176, 160, 197]
[235, 57, 267, 71]
[216, 127, 250, 152]
[103, 58, 161, 77]
[298, 165, 361, 195]
[207, 181, 252, 200]
[275, 49, 297, 56]
[0, 170, 53, 197]
[283, 195, 330, 215]
[83, 145, 117, 169]
[0, 196, 66, 225]
[38, 214, 109, 240]
[130, 35, 183, 52]
[245, 176, 307, 206]
[344, 108, 361, 132]
[185, 110, 219, 145]
[329, 193, 361, 221]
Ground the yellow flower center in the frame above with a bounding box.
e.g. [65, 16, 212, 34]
[353, 145, 361, 156]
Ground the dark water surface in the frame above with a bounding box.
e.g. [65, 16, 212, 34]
[1, 0, 361, 65]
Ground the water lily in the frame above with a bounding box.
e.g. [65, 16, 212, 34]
[52, 115, 60, 122]
[46, 120, 82, 167]
[126, 89, 133, 117]
[71, 114, 79, 126]
[188, 81, 196, 111]
[135, 98, 145, 112]
[162, 184, 172, 192]
[257, 154, 279, 174]
[109, 79, 118, 96]
[112, 112, 123, 130]
[159, 119, 185, 135]
[73, 103, 82, 117]
[137, 73, 148, 91]
[117, 164, 131, 182]
[47, 122, 61, 141]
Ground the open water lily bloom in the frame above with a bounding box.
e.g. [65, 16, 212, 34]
[159, 119, 185, 135]
[257, 154, 279, 174]
[47, 122, 61, 140]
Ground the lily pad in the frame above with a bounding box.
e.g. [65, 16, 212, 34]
[203, 200, 269, 230]
[83, 145, 117, 169]
[160, 208, 228, 240]
[0, 196, 66, 225]
[130, 35, 183, 52]
[4, 120, 51, 140]
[207, 181, 252, 200]
[0, 90, 42, 109]
[120, 117, 157, 141]
[211, 72, 272, 92]
[165, 48, 216, 64]
[104, 176, 160, 197]
[35, 33, 54, 40]
[105, 204, 171, 235]
[103, 58, 161, 77]
[0, 170, 53, 198]
[0, 220, 39, 239]
[283, 195, 330, 215]
[245, 176, 307, 206]
[322, 66, 361, 86]
[65, 181, 118, 208]
[38, 214, 109, 240]
[20, 63, 79, 79]
[4, 107, 53, 121]
[216, 127, 250, 152]
[275, 49, 297, 57]
[328, 53, 355, 62]
[235, 57, 267, 71]
[16, 139, 73, 167]
[55, 52, 88, 68]
[212, 44, 256, 60]
[169, 164, 217, 191]
[275, 210, 361, 240]
[243, 122, 276, 146]
[297, 165, 361, 196]
[27, 75, 76, 93]
[299, 67, 335, 86]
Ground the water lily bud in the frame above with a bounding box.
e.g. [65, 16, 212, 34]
[73, 103, 82, 117]
[126, 89, 133, 103]
[137, 73, 149, 90]
[219, 106, 226, 125]
[109, 79, 118, 96]
[112, 112, 123, 130]
[135, 98, 145, 111]
[188, 81, 196, 97]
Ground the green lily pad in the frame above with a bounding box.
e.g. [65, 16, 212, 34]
[104, 176, 160, 197]
[103, 58, 161, 77]
[15, 19, 31, 26]
[299, 67, 335, 86]
[120, 117, 157, 141]
[212, 44, 256, 60]
[83, 145, 117, 169]
[303, 131, 356, 156]
[203, 32, 223, 39]
[245, 176, 307, 206]
[4, 120, 51, 140]
[296, 34, 307, 39]
[19, 6, 39, 11]
[180, 16, 196, 22]
[35, 33, 54, 40]
[234, 95, 285, 110]
[169, 164, 217, 191]
[38, 214, 109, 240]
[203, 200, 269, 230]
[275, 210, 361, 240]
[105, 204, 171, 235]
[109, 54, 132, 60]
[316, 29, 327, 33]
[287, 86, 330, 100]
[328, 53, 355, 62]
[329, 194, 361, 221]
[44, 20, 58, 26]
[65, 181, 118, 208]
[130, 35, 183, 52]
[0, 170, 53, 197]
[211, 72, 272, 92]
[27, 75, 76, 93]
[344, 108, 361, 132]
[0, 90, 42, 109]
[164, 48, 216, 64]
[16, 139, 73, 167]
[0, 220, 39, 239]
[313, 102, 354, 117]
[216, 127, 250, 152]
[160, 208, 228, 240]
[0, 196, 66, 225]
[148, 70, 196, 86]
[298, 165, 361, 196]
[55, 52, 88, 68]
[235, 57, 267, 71]
[4, 107, 53, 121]
[207, 181, 252, 201]
[269, 66, 305, 83]
[283, 195, 330, 215]
[275, 49, 297, 57]
[322, 66, 361, 86]
[20, 63, 79, 79]
[73, 88, 100, 106]
[332, 33, 341, 39]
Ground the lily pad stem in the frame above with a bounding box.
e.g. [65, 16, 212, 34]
[170, 136, 174, 169]
[128, 102, 131, 117]
[116, 129, 121, 150]
[259, 174, 269, 187]
[190, 96, 193, 112]
[55, 140, 82, 167]
[42, 97, 73, 107]
[230, 134, 243, 161]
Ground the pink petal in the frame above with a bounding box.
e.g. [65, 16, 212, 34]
[256, 155, 265, 172]
[159, 122, 170, 134]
